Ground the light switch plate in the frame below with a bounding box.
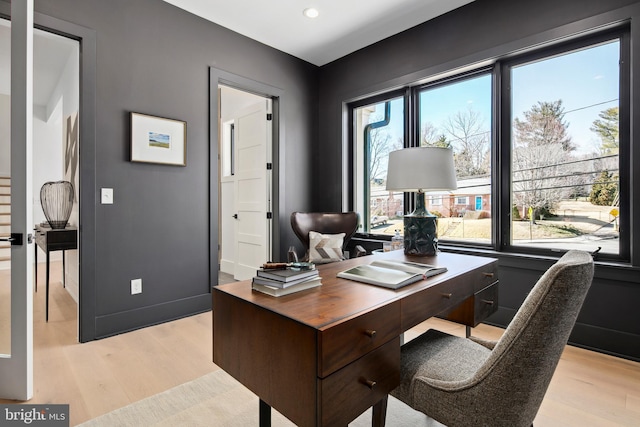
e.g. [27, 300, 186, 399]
[101, 188, 113, 204]
[131, 278, 142, 295]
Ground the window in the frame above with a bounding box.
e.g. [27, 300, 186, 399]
[349, 27, 628, 260]
[352, 93, 405, 235]
[455, 196, 469, 205]
[221, 121, 235, 177]
[505, 32, 624, 256]
[417, 72, 492, 244]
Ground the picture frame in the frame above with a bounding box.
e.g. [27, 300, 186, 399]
[130, 112, 186, 166]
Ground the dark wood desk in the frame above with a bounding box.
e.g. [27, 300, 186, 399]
[213, 251, 498, 427]
[34, 224, 77, 322]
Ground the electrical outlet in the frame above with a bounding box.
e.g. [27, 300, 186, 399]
[131, 278, 142, 295]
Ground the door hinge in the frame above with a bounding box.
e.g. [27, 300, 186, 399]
[266, 113, 273, 121]
[267, 212, 273, 219]
[266, 162, 272, 170]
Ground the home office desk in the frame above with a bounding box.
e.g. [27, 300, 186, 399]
[34, 224, 77, 322]
[213, 251, 498, 427]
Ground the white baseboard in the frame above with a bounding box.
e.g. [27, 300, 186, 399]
[64, 273, 79, 303]
[220, 259, 234, 275]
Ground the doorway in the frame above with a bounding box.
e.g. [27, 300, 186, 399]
[218, 85, 272, 281]
[0, 21, 80, 353]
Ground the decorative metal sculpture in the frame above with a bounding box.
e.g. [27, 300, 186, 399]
[40, 181, 74, 229]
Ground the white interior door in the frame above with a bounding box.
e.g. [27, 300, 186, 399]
[0, 1, 34, 400]
[219, 120, 236, 275]
[233, 100, 272, 280]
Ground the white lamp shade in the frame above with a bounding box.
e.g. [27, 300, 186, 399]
[386, 147, 458, 192]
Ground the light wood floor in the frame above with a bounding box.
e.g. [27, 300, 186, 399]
[1, 261, 639, 426]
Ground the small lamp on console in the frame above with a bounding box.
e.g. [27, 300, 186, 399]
[386, 147, 457, 256]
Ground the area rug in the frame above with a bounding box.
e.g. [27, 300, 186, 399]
[77, 369, 443, 426]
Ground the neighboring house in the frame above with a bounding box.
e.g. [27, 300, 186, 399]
[371, 176, 491, 219]
[428, 176, 491, 218]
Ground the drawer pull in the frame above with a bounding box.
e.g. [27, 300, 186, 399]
[364, 329, 377, 338]
[441, 293, 452, 299]
[481, 299, 494, 305]
[483, 272, 494, 278]
[364, 379, 377, 389]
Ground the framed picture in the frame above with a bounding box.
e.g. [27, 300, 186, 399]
[130, 112, 186, 166]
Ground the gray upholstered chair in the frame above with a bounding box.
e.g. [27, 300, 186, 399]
[390, 250, 594, 427]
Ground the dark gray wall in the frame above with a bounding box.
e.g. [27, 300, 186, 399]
[29, 0, 318, 339]
[317, 0, 640, 361]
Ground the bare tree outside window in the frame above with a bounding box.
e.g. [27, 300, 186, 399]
[368, 119, 402, 182]
[443, 107, 491, 178]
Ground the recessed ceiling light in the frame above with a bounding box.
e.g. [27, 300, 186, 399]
[303, 8, 319, 19]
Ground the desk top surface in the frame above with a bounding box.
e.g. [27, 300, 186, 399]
[214, 251, 496, 331]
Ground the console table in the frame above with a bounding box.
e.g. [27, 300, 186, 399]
[213, 250, 498, 426]
[34, 224, 77, 322]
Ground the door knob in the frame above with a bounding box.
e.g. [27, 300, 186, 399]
[232, 214, 238, 219]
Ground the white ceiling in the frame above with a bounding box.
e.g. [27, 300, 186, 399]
[0, 20, 77, 106]
[162, 0, 474, 66]
[1, 0, 473, 104]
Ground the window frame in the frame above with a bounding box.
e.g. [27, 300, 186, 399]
[347, 88, 409, 236]
[499, 27, 629, 261]
[347, 25, 630, 262]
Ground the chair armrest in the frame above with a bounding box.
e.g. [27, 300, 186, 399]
[469, 335, 497, 350]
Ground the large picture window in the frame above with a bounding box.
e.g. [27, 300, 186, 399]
[505, 33, 624, 256]
[348, 27, 628, 260]
[417, 72, 492, 245]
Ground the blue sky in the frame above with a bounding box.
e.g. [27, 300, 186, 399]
[371, 39, 620, 156]
[512, 40, 619, 154]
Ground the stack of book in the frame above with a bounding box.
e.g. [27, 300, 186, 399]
[252, 267, 321, 297]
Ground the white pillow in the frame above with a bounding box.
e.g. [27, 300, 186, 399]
[308, 231, 345, 264]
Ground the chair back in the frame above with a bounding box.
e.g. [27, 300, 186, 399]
[469, 250, 594, 424]
[290, 212, 359, 250]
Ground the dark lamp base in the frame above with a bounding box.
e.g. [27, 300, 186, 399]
[403, 215, 438, 256]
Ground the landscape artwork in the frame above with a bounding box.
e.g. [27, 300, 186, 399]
[130, 112, 186, 166]
[148, 131, 171, 149]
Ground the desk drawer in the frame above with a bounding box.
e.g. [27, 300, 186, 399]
[319, 337, 400, 426]
[402, 272, 475, 331]
[318, 300, 401, 378]
[476, 262, 498, 292]
[440, 281, 499, 327]
[35, 227, 77, 252]
[474, 282, 499, 324]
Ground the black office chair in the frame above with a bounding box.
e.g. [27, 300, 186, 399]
[290, 212, 365, 263]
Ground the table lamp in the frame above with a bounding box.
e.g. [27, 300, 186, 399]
[386, 147, 457, 256]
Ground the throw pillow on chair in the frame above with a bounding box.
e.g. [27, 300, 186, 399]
[308, 231, 345, 264]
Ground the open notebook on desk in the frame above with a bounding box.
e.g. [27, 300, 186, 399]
[337, 259, 447, 289]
